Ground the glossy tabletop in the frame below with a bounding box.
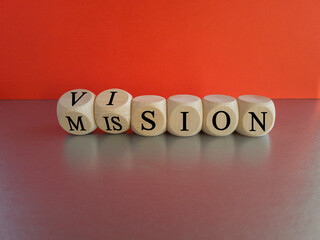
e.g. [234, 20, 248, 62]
[0, 99, 320, 240]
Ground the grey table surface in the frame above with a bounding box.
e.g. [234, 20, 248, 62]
[0, 99, 319, 240]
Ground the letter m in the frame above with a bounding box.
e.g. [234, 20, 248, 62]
[65, 116, 86, 131]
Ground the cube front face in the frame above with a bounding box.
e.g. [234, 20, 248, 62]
[94, 89, 132, 134]
[57, 89, 97, 135]
[167, 95, 203, 137]
[203, 106, 239, 136]
[236, 95, 276, 137]
[131, 95, 167, 137]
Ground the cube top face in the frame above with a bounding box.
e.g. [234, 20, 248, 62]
[58, 89, 95, 109]
[133, 95, 165, 104]
[168, 94, 201, 104]
[95, 89, 132, 109]
[237, 95, 276, 137]
[167, 94, 202, 137]
[203, 94, 236, 103]
[238, 95, 272, 104]
[131, 95, 166, 137]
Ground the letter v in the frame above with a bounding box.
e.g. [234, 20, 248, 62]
[71, 92, 87, 106]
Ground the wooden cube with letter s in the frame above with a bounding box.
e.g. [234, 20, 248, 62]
[94, 88, 132, 134]
[131, 95, 167, 137]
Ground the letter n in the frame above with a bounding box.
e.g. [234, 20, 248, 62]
[249, 112, 267, 131]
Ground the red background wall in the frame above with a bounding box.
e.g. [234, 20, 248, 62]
[1, 0, 320, 99]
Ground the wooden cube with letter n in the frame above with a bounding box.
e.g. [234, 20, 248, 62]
[236, 95, 276, 137]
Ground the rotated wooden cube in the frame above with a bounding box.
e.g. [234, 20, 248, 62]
[167, 94, 202, 137]
[94, 88, 132, 134]
[57, 89, 97, 135]
[236, 95, 276, 137]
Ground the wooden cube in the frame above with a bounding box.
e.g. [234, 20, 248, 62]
[236, 95, 276, 137]
[202, 94, 238, 136]
[131, 95, 166, 136]
[57, 89, 97, 135]
[167, 94, 202, 137]
[94, 88, 132, 134]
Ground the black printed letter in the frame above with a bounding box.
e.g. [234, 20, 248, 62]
[111, 116, 122, 131]
[181, 112, 189, 131]
[66, 116, 86, 131]
[141, 111, 156, 131]
[212, 111, 231, 131]
[249, 112, 267, 131]
[71, 92, 87, 106]
[106, 91, 117, 106]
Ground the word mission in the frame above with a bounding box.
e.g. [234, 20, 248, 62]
[57, 89, 275, 137]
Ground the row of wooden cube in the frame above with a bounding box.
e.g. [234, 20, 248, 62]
[57, 89, 276, 137]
